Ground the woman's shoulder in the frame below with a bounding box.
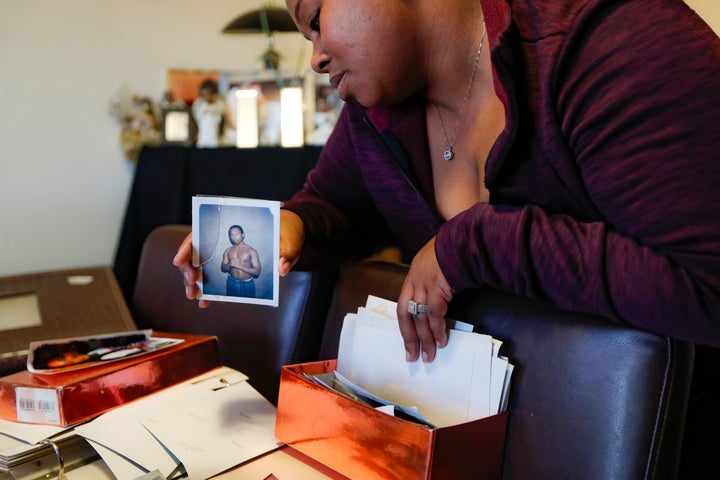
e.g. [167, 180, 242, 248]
[508, 0, 699, 40]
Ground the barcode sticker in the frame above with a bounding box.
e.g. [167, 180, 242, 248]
[15, 387, 61, 424]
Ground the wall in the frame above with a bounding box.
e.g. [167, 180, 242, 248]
[0, 0, 310, 277]
[686, 0, 720, 33]
[0, 1, 717, 278]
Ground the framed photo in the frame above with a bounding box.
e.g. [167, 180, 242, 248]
[191, 196, 280, 307]
[167, 69, 220, 106]
[160, 107, 193, 144]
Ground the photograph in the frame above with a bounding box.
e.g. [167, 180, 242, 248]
[191, 195, 280, 307]
[26, 330, 183, 374]
[160, 107, 193, 144]
[166, 69, 221, 106]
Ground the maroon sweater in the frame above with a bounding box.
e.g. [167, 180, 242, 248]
[284, 0, 720, 347]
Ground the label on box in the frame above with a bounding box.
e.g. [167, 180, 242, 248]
[15, 387, 60, 424]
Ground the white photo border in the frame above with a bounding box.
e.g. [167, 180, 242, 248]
[191, 196, 280, 307]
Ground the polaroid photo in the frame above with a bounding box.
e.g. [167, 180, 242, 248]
[191, 196, 280, 307]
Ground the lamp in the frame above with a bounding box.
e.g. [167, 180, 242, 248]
[222, 4, 298, 71]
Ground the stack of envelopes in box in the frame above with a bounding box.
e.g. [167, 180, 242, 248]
[276, 295, 513, 480]
[333, 295, 513, 426]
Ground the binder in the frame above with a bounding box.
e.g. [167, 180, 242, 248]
[0, 429, 99, 480]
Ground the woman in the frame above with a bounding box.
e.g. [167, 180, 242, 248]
[175, 1, 719, 471]
[176, 0, 720, 360]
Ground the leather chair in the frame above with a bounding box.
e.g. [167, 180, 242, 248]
[318, 260, 694, 480]
[130, 224, 337, 404]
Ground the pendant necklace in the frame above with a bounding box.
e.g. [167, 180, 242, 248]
[436, 20, 487, 161]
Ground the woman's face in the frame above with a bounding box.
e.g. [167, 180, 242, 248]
[286, 0, 424, 108]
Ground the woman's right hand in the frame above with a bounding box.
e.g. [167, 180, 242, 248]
[172, 233, 210, 308]
[279, 209, 304, 276]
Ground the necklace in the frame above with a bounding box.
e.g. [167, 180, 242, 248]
[435, 20, 487, 161]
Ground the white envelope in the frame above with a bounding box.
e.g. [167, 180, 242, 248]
[139, 379, 279, 480]
[75, 367, 278, 480]
[337, 300, 495, 427]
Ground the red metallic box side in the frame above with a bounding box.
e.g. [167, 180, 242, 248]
[0, 331, 220, 426]
[429, 410, 507, 479]
[275, 360, 507, 480]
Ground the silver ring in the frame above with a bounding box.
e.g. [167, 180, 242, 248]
[408, 300, 428, 315]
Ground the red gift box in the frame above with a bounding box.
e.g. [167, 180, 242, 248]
[275, 360, 507, 480]
[0, 331, 220, 426]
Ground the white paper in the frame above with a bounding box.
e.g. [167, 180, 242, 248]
[0, 432, 26, 457]
[74, 373, 192, 476]
[210, 447, 340, 479]
[75, 367, 276, 480]
[500, 362, 515, 413]
[337, 300, 496, 427]
[489, 356, 509, 415]
[85, 439, 147, 480]
[140, 380, 280, 480]
[364, 294, 398, 319]
[0, 418, 67, 444]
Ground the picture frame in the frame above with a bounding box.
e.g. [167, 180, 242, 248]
[191, 196, 280, 307]
[160, 106, 194, 144]
[166, 69, 221, 106]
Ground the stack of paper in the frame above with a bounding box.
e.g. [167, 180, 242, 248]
[333, 295, 513, 428]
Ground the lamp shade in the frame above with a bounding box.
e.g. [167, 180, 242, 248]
[222, 6, 298, 34]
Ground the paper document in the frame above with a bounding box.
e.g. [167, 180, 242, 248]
[306, 371, 434, 427]
[75, 366, 280, 480]
[0, 419, 67, 445]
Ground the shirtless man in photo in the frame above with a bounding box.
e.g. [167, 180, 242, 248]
[221, 225, 261, 298]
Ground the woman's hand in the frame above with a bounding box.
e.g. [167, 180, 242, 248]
[279, 209, 304, 276]
[396, 237, 453, 363]
[172, 233, 210, 308]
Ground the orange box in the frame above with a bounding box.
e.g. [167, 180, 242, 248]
[275, 360, 507, 480]
[0, 331, 220, 426]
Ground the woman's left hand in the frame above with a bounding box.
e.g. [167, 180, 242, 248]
[396, 237, 454, 363]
